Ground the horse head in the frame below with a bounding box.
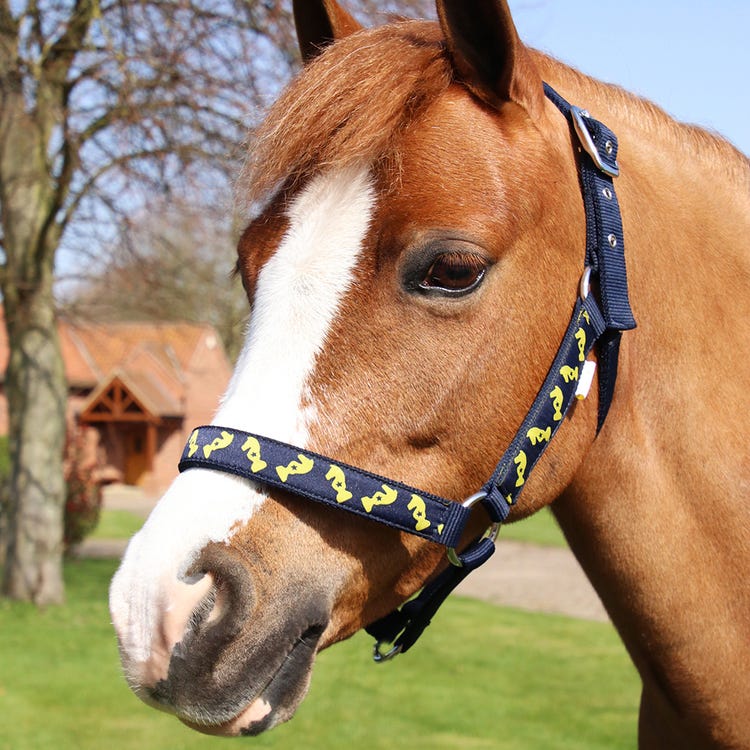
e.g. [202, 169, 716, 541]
[110, 0, 607, 736]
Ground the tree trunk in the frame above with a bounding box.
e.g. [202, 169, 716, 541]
[1, 16, 68, 603]
[1, 289, 67, 604]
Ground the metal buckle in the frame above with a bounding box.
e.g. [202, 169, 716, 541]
[373, 640, 403, 663]
[571, 106, 619, 178]
[446, 491, 501, 567]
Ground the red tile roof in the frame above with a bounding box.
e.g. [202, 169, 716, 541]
[1, 314, 222, 418]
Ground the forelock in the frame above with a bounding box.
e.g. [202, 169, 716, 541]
[238, 20, 452, 217]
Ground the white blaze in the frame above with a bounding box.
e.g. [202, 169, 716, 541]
[109, 166, 375, 662]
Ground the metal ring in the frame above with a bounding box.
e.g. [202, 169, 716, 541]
[373, 640, 403, 663]
[446, 491, 500, 568]
[579, 266, 592, 300]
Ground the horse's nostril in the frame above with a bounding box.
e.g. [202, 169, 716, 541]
[160, 573, 216, 648]
[177, 543, 256, 650]
[122, 571, 217, 693]
[206, 580, 230, 625]
[183, 577, 220, 631]
[139, 545, 260, 723]
[181, 575, 230, 636]
[129, 548, 256, 714]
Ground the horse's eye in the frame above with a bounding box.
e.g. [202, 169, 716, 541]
[419, 253, 487, 295]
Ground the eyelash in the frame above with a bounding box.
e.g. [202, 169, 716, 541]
[418, 252, 488, 296]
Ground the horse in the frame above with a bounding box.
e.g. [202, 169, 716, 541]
[109, 1, 750, 746]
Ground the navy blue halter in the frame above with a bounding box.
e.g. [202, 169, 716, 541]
[178, 84, 636, 660]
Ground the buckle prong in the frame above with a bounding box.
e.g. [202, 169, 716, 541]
[571, 106, 620, 178]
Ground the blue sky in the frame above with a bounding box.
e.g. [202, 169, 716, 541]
[507, 0, 749, 155]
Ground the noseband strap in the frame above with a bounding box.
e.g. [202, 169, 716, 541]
[178, 425, 473, 548]
[178, 84, 635, 660]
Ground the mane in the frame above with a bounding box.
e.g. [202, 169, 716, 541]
[239, 19, 749, 215]
[535, 54, 750, 185]
[239, 20, 451, 213]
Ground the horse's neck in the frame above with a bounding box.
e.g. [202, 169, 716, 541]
[547, 68, 750, 746]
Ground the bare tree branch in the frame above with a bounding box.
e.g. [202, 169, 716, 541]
[0, 0, 16, 33]
[0, 0, 435, 603]
[41, 0, 99, 77]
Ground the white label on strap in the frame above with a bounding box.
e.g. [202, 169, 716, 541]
[575, 360, 597, 400]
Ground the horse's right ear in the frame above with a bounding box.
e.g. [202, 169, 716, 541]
[436, 0, 544, 117]
[293, 0, 363, 63]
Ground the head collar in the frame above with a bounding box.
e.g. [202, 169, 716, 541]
[178, 84, 636, 660]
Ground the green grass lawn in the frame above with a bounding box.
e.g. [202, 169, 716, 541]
[0, 558, 639, 750]
[90, 509, 144, 540]
[502, 507, 568, 548]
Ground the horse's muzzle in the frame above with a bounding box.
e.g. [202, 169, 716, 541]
[112, 541, 328, 735]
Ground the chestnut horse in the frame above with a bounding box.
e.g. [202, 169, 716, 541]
[109, 1, 750, 747]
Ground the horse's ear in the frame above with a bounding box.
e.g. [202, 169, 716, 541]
[293, 0, 363, 63]
[436, 0, 544, 116]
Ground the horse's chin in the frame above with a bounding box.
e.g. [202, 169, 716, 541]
[182, 692, 300, 737]
[179, 630, 319, 737]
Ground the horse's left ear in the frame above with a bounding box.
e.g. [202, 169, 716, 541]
[293, 0, 363, 63]
[436, 0, 544, 117]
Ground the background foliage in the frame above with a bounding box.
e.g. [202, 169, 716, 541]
[0, 433, 103, 558]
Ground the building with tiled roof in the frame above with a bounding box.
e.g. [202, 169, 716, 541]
[0, 316, 232, 493]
